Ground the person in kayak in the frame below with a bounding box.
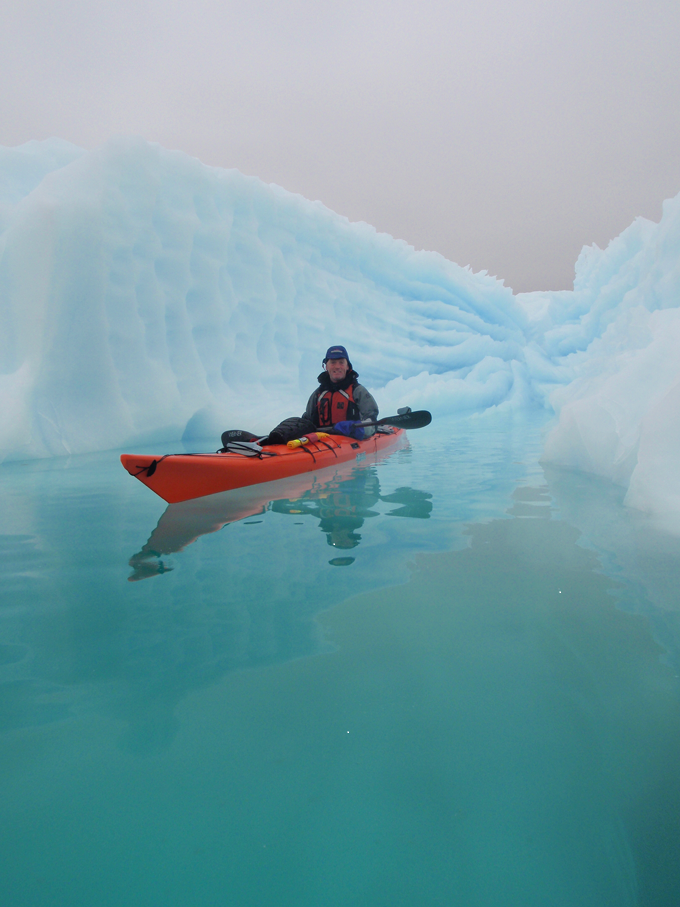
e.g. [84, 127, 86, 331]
[303, 345, 379, 437]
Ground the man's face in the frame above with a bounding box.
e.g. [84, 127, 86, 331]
[326, 357, 349, 382]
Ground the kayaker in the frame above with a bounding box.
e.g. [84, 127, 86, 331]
[303, 345, 379, 437]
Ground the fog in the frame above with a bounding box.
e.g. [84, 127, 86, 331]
[2, 0, 679, 290]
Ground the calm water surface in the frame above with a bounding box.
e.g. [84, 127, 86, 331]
[2, 414, 680, 906]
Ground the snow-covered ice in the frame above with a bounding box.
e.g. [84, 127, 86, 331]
[1, 137, 679, 530]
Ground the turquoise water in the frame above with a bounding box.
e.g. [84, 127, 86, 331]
[2, 414, 680, 906]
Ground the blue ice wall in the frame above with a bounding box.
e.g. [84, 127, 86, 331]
[1, 137, 679, 530]
[0, 137, 536, 461]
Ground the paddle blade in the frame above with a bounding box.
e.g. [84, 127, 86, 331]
[377, 410, 432, 430]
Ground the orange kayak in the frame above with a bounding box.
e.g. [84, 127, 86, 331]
[127, 447, 400, 579]
[121, 427, 406, 503]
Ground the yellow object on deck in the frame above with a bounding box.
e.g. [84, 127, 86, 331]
[287, 432, 330, 449]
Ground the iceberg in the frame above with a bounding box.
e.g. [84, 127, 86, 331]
[1, 136, 679, 530]
[522, 195, 680, 531]
[0, 136, 536, 463]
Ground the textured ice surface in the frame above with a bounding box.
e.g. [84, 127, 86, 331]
[0, 137, 534, 461]
[522, 195, 680, 531]
[1, 137, 679, 528]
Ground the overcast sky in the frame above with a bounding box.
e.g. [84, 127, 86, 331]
[2, 0, 679, 292]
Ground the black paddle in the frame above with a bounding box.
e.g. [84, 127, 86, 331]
[219, 410, 432, 450]
[138, 410, 433, 472]
[360, 409, 432, 430]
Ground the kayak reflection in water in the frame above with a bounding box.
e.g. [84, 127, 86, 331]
[128, 462, 432, 580]
[271, 469, 381, 560]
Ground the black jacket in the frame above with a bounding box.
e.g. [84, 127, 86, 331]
[303, 370, 379, 430]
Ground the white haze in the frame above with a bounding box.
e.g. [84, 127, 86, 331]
[2, 0, 680, 292]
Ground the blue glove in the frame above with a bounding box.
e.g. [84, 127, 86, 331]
[334, 420, 365, 440]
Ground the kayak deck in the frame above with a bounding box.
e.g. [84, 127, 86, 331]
[121, 427, 406, 503]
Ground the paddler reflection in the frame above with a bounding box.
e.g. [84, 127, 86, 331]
[128, 461, 432, 580]
[271, 470, 380, 565]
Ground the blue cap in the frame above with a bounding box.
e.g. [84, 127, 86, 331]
[324, 345, 349, 362]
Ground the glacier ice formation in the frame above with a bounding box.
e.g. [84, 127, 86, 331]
[1, 137, 679, 530]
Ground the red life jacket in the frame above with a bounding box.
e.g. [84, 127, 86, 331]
[316, 384, 359, 427]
